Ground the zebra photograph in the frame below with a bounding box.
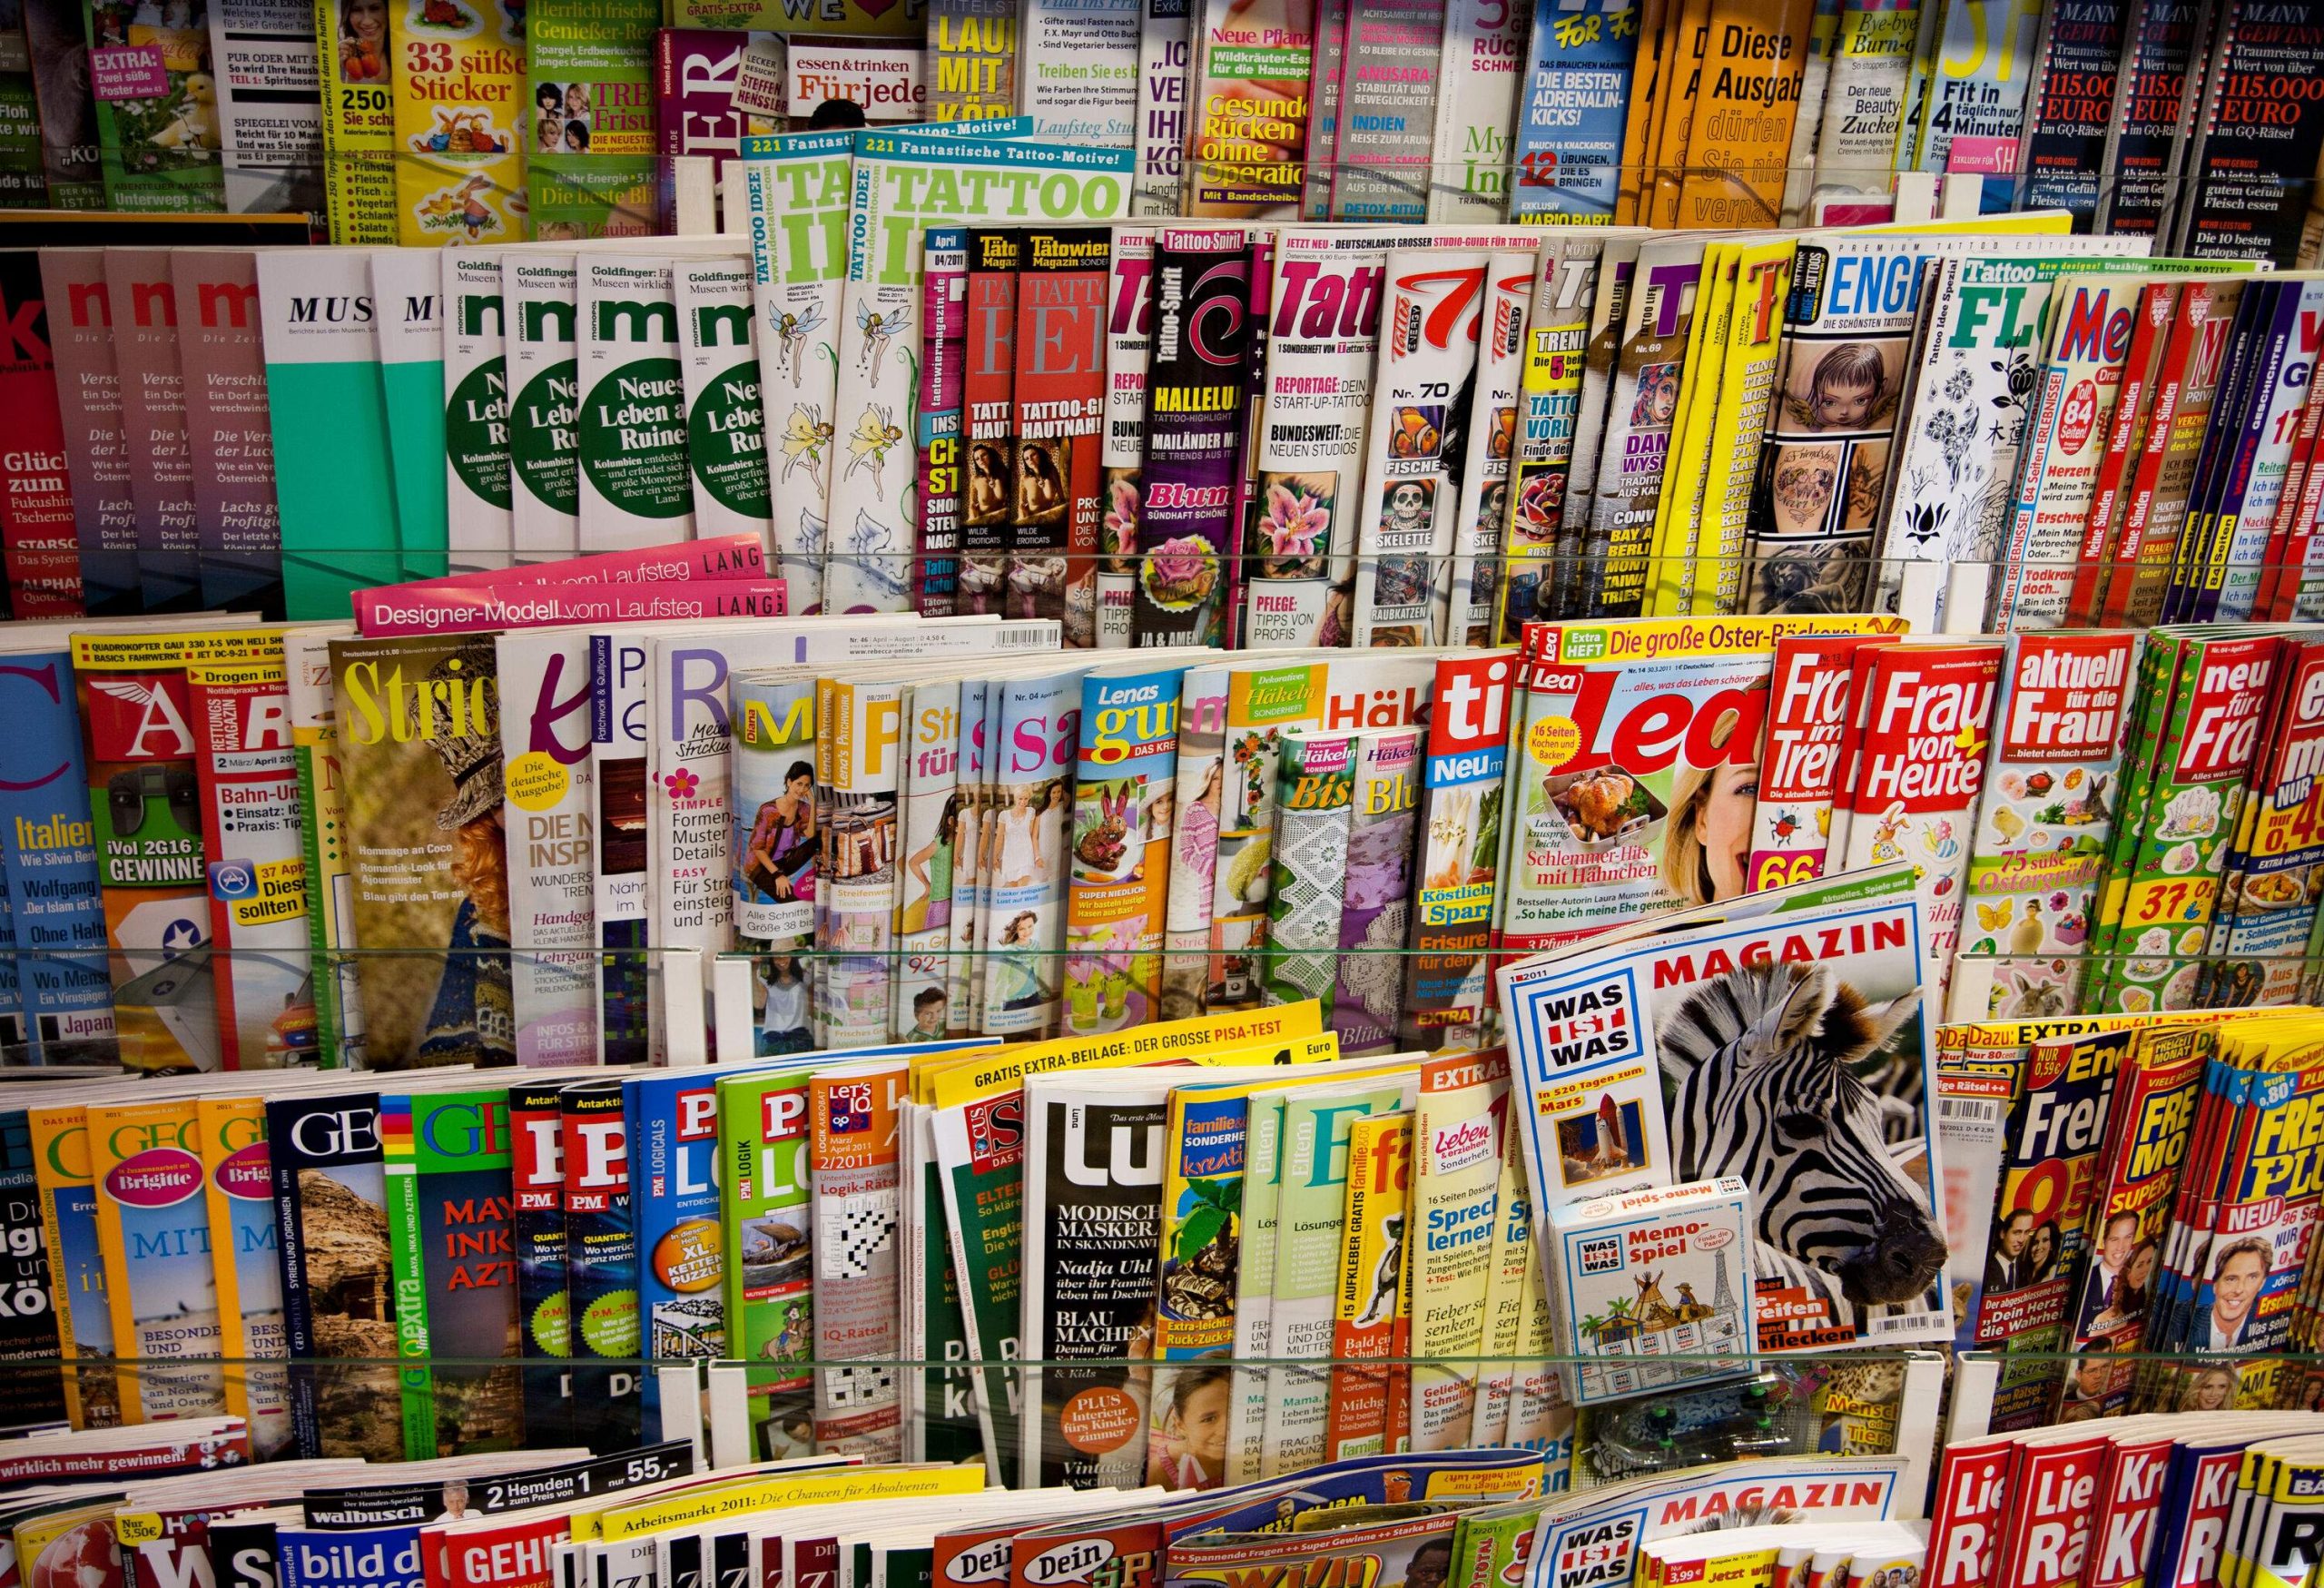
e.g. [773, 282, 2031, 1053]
[1655, 959, 1949, 1337]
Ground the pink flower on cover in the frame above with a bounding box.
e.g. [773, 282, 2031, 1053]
[1263, 484, 1329, 557]
[1103, 478, 1139, 553]
[1149, 538, 1206, 587]
[664, 768, 699, 799]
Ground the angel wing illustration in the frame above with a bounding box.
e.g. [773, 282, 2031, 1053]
[773, 304, 825, 387]
[845, 404, 903, 486]
[855, 301, 909, 380]
[781, 404, 834, 480]
[91, 678, 164, 705]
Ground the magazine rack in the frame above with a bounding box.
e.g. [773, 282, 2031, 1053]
[9, 941, 2320, 1073]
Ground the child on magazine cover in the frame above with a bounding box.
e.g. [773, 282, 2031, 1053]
[1152, 1360, 1231, 1491]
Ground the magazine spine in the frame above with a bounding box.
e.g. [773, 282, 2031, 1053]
[917, 229, 969, 617]
[1009, 229, 1113, 647]
[1427, 0, 1525, 223]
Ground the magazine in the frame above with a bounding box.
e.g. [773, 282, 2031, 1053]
[1901, 0, 2043, 210]
[1403, 650, 1513, 1050]
[1261, 730, 1357, 1014]
[1349, 242, 1496, 647]
[576, 254, 702, 551]
[919, 228, 970, 617]
[1132, 0, 1190, 215]
[1747, 632, 1898, 898]
[1180, 0, 1315, 216]
[1493, 232, 1612, 639]
[1325, 1111, 1413, 1460]
[1581, 237, 1709, 617]
[1406, 1050, 1509, 1450]
[828, 130, 1136, 615]
[89, 1096, 225, 1422]
[496, 631, 601, 1068]
[1809, 1, 1918, 220]
[2015, 0, 2127, 226]
[1099, 227, 1158, 646]
[1009, 228, 1112, 646]
[892, 679, 962, 1040]
[1327, 0, 1439, 222]
[1061, 660, 1187, 1036]
[2201, 638, 2324, 1008]
[506, 254, 585, 565]
[978, 665, 1093, 1039]
[1502, 863, 1950, 1353]
[283, 627, 364, 1070]
[674, 257, 775, 549]
[807, 1060, 906, 1456]
[2099, 0, 2208, 238]
[961, 229, 1024, 620]
[105, 249, 202, 611]
[1331, 727, 1420, 1054]
[1507, 0, 1642, 222]
[1427, 0, 1525, 224]
[1541, 1177, 1755, 1406]
[441, 249, 517, 575]
[38, 250, 138, 616]
[815, 676, 908, 1046]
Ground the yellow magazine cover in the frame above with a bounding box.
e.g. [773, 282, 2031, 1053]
[1694, 238, 1800, 613]
[30, 1105, 114, 1430]
[313, 0, 398, 242]
[1646, 0, 1712, 230]
[1324, 1110, 1411, 1462]
[589, 1462, 984, 1540]
[1670, 0, 1817, 228]
[389, 0, 527, 244]
[88, 1097, 223, 1425]
[197, 1095, 292, 1457]
[1407, 1050, 1511, 1452]
[1468, 1115, 1533, 1445]
[18, 1504, 122, 1588]
[1613, 0, 1672, 225]
[1648, 242, 1737, 616]
[923, 1003, 1328, 1110]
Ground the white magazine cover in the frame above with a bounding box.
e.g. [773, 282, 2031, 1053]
[577, 254, 700, 551]
[1349, 242, 1494, 647]
[1425, 0, 1524, 224]
[441, 248, 517, 571]
[1245, 228, 1399, 649]
[1500, 863, 1950, 1355]
[1443, 249, 1533, 646]
[1132, 0, 1190, 214]
[674, 257, 777, 551]
[977, 660, 1104, 1037]
[1099, 226, 1159, 647]
[506, 252, 582, 562]
[741, 132, 856, 614]
[496, 629, 601, 1066]
[1021, 0, 1141, 144]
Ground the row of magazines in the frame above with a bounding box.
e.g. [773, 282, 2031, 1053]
[19, 192, 2324, 650]
[5, 585, 2324, 1072]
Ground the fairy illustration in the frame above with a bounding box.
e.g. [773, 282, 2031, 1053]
[845, 405, 904, 485]
[781, 405, 834, 480]
[856, 301, 909, 379]
[769, 304, 825, 387]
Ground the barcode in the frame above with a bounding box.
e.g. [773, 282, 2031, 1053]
[1864, 1308, 1925, 1336]
[994, 626, 1056, 649]
[1937, 1098, 2004, 1126]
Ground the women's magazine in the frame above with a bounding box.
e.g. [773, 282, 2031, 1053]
[1496, 613, 1903, 957]
[1809, 0, 1917, 221]
[1322, 1109, 1413, 1459]
[947, 676, 992, 1033]
[981, 662, 1104, 1037]
[1746, 631, 1900, 896]
[2201, 637, 2324, 1008]
[588, 626, 654, 1064]
[1900, 0, 2043, 210]
[817, 675, 909, 1046]
[1500, 863, 1951, 1354]
[1161, 658, 1231, 1017]
[494, 629, 601, 1066]
[1403, 650, 1514, 1050]
[1406, 1049, 1511, 1451]
[1262, 729, 1357, 1011]
[1245, 227, 1396, 650]
[918, 230, 970, 617]
[1443, 250, 1535, 646]
[1180, 0, 1315, 218]
[1062, 659, 1190, 1036]
[1223, 1091, 1285, 1482]
[894, 679, 962, 1041]
[1349, 243, 1496, 647]
[1332, 726, 1421, 1054]
[732, 668, 821, 1053]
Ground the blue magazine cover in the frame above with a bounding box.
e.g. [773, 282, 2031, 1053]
[0, 646, 119, 1062]
[1509, 0, 1643, 222]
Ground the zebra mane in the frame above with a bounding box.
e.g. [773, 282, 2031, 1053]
[1657, 962, 1886, 1080]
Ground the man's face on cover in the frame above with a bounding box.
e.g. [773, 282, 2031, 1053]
[2000, 1211, 2031, 1257]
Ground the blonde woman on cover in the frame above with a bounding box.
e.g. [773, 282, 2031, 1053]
[1659, 706, 1760, 906]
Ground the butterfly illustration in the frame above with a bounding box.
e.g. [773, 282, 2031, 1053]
[856, 302, 909, 379]
[781, 405, 835, 479]
[769, 304, 825, 387]
[846, 404, 904, 484]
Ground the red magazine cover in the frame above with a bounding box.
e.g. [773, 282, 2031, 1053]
[1748, 632, 1900, 893]
[960, 230, 1022, 618]
[0, 252, 82, 617]
[2083, 1427, 2177, 1588]
[1990, 1431, 2109, 1588]
[1009, 228, 1110, 647]
[1924, 1434, 2015, 1588]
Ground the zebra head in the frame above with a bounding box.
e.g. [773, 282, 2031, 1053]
[1658, 962, 1946, 1310]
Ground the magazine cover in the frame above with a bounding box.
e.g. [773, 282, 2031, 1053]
[1018, 1072, 1168, 1488]
[369, 248, 448, 582]
[1349, 242, 1497, 647]
[1180, 0, 1315, 216]
[38, 250, 138, 616]
[1444, 249, 1525, 642]
[1009, 228, 1110, 644]
[1261, 729, 1356, 1014]
[960, 228, 1022, 618]
[1428, 0, 1525, 223]
[1403, 650, 1513, 1050]
[717, 1064, 817, 1457]
[2202, 638, 2324, 1007]
[0, 1112, 64, 1430]
[1498, 613, 1901, 955]
[1407, 1050, 1510, 1450]
[588, 627, 652, 1064]
[172, 248, 285, 614]
[2015, 0, 2127, 226]
[1669, 1, 1814, 229]
[2066, 279, 2183, 624]
[380, 1086, 524, 1458]
[1257, 1070, 1413, 1476]
[2174, 4, 2324, 267]
[494, 631, 598, 1068]
[815, 676, 907, 1045]
[284, 627, 364, 1069]
[185, 646, 315, 1071]
[1323, 1109, 1412, 1459]
[1501, 863, 1950, 1353]
[1950, 631, 2138, 1021]
[740, 130, 857, 614]
[1303, 0, 1348, 221]
[1507, 0, 1641, 222]
[506, 254, 584, 564]
[828, 130, 1136, 615]
[1327, 0, 1438, 222]
[1541, 1177, 1755, 1406]
[509, 1079, 571, 1443]
[1581, 238, 1708, 617]
[1223, 1090, 1283, 1481]
[1131, 227, 1254, 648]
[332, 634, 511, 1070]
[561, 1078, 642, 1454]
[807, 1060, 904, 1456]
[1331, 726, 1419, 1054]
[89, 1097, 226, 1422]
[1062, 662, 1183, 1036]
[1901, 0, 2043, 210]
[919, 228, 969, 617]
[1531, 236, 1642, 630]
[893, 678, 962, 1039]
[731, 670, 819, 1050]
[267, 1088, 399, 1459]
[385, 0, 523, 245]
[977, 666, 1085, 1039]
[29, 1102, 117, 1429]
[441, 248, 516, 575]
[1746, 631, 1897, 898]
[1243, 227, 1394, 649]
[2099, 0, 2207, 238]
[1099, 226, 1157, 646]
[1808, 0, 1918, 219]
[576, 255, 698, 550]
[1492, 235, 1605, 639]
[1132, 0, 1189, 214]
[674, 257, 774, 550]
[101, 252, 194, 607]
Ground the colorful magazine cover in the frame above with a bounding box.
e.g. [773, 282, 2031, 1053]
[960, 227, 1023, 620]
[1407, 1049, 1510, 1450]
[1008, 227, 1111, 646]
[89, 1097, 225, 1422]
[1501, 863, 1949, 1354]
[1507, 0, 1642, 222]
[1443, 248, 1536, 643]
[1330, 726, 1419, 1054]
[1098, 226, 1157, 645]
[1322, 1110, 1411, 1459]
[1062, 661, 1183, 1035]
[1403, 650, 1514, 1050]
[807, 1060, 905, 1456]
[1180, 0, 1315, 216]
[1492, 233, 1611, 639]
[494, 630, 599, 1067]
[918, 228, 969, 616]
[1746, 631, 1897, 898]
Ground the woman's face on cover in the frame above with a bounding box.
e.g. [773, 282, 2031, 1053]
[348, 0, 384, 41]
[1177, 1378, 1229, 1469]
[2129, 1245, 2158, 1291]
[786, 771, 811, 803]
[1698, 760, 1758, 901]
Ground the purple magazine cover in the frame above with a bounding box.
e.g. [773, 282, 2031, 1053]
[655, 29, 756, 232]
[1128, 226, 1251, 647]
[104, 249, 202, 613]
[172, 251, 284, 620]
[38, 249, 138, 616]
[917, 226, 968, 616]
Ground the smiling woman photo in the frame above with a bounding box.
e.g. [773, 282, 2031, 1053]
[1660, 707, 1759, 906]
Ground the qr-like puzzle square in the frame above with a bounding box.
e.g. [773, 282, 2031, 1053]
[818, 1191, 896, 1278]
[823, 1361, 896, 1407]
